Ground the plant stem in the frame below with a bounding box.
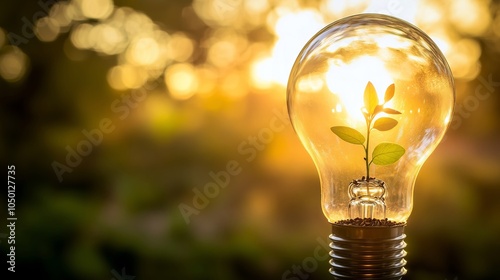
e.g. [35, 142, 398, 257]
[365, 116, 372, 179]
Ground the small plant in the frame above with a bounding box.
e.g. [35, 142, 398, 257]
[330, 82, 405, 179]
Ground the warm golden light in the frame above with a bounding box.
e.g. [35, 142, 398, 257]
[447, 39, 482, 80]
[107, 64, 148, 90]
[250, 58, 274, 90]
[322, 0, 369, 18]
[126, 37, 160, 66]
[245, 0, 269, 15]
[94, 24, 126, 55]
[195, 65, 217, 96]
[288, 14, 455, 223]
[107, 66, 126, 91]
[49, 2, 73, 28]
[221, 71, 246, 99]
[450, 0, 491, 36]
[264, 9, 325, 86]
[164, 63, 198, 100]
[79, 0, 113, 20]
[166, 33, 195, 62]
[35, 17, 60, 42]
[296, 74, 324, 93]
[70, 23, 93, 49]
[6, 1, 498, 278]
[207, 40, 237, 68]
[30, 0, 495, 90]
[64, 1, 85, 22]
[326, 56, 394, 121]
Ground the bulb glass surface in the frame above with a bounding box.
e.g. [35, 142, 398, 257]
[287, 14, 454, 223]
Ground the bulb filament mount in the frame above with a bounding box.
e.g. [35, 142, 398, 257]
[348, 177, 386, 219]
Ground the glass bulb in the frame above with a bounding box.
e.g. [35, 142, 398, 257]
[287, 14, 455, 224]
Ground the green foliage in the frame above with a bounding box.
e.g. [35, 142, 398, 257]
[373, 117, 398, 131]
[372, 143, 406, 165]
[330, 82, 405, 178]
[330, 126, 365, 145]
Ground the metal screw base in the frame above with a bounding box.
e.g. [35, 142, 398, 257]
[329, 223, 407, 279]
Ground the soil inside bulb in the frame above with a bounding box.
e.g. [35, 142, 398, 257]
[333, 217, 405, 227]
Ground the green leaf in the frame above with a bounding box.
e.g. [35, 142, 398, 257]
[384, 84, 395, 103]
[330, 126, 365, 145]
[363, 82, 379, 115]
[373, 117, 398, 131]
[382, 108, 401, 114]
[372, 143, 405, 165]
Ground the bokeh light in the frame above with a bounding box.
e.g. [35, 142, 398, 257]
[251, 57, 275, 90]
[16, 0, 493, 91]
[264, 9, 325, 86]
[0, 46, 29, 82]
[195, 65, 217, 96]
[166, 33, 194, 62]
[164, 63, 198, 100]
[126, 37, 161, 66]
[49, 2, 73, 29]
[450, 0, 491, 36]
[107, 64, 148, 90]
[1, 0, 500, 279]
[35, 17, 60, 42]
[78, 0, 113, 20]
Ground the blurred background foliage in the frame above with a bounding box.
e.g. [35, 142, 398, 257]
[0, 0, 500, 279]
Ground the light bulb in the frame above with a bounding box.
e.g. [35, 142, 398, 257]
[287, 14, 454, 279]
